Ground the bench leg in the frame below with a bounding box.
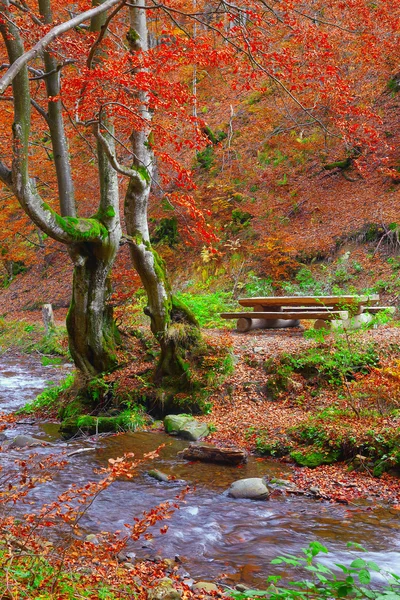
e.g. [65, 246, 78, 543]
[237, 318, 300, 332]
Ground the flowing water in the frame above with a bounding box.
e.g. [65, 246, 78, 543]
[1, 354, 400, 587]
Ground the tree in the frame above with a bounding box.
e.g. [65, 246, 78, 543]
[0, 0, 398, 387]
[94, 0, 205, 384]
[0, 0, 220, 389]
[0, 0, 123, 377]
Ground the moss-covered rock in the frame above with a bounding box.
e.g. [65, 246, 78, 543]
[163, 414, 209, 440]
[60, 410, 145, 438]
[164, 414, 193, 434]
[290, 449, 340, 468]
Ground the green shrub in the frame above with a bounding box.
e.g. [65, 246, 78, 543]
[231, 541, 400, 599]
[281, 268, 328, 296]
[20, 373, 75, 415]
[151, 217, 179, 246]
[174, 291, 236, 328]
[255, 436, 291, 457]
[196, 145, 214, 169]
[229, 209, 253, 233]
[244, 273, 275, 297]
[281, 339, 379, 386]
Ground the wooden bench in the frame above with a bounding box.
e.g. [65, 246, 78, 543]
[221, 294, 382, 332]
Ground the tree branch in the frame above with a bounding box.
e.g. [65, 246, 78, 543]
[0, 0, 125, 94]
[93, 123, 146, 185]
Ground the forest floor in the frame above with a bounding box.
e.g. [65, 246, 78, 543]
[196, 325, 400, 507]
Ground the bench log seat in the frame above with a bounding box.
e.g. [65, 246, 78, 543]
[221, 311, 349, 333]
[220, 311, 348, 320]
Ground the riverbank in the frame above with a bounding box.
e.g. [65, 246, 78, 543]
[3, 315, 400, 505]
[1, 344, 400, 597]
[197, 326, 400, 506]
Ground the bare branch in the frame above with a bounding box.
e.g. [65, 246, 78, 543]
[87, 0, 127, 69]
[29, 59, 75, 80]
[93, 123, 144, 181]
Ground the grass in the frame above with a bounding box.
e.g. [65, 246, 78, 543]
[0, 317, 69, 357]
[20, 373, 76, 416]
[174, 291, 236, 328]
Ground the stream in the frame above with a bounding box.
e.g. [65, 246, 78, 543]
[1, 354, 400, 587]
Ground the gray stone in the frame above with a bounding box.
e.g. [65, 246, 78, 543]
[192, 582, 220, 593]
[269, 478, 298, 491]
[236, 584, 251, 592]
[228, 478, 270, 500]
[147, 577, 182, 600]
[126, 551, 137, 561]
[85, 534, 99, 544]
[10, 434, 44, 448]
[0, 433, 7, 442]
[164, 415, 193, 434]
[178, 421, 209, 441]
[164, 414, 209, 441]
[148, 469, 170, 482]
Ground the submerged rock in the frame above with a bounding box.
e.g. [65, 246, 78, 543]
[148, 469, 170, 482]
[9, 434, 45, 448]
[228, 478, 270, 500]
[268, 478, 300, 493]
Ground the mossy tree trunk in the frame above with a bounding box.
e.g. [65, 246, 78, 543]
[0, 1, 122, 377]
[124, 0, 200, 384]
[66, 239, 119, 377]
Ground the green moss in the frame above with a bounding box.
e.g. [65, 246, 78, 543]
[134, 165, 151, 184]
[42, 203, 108, 240]
[94, 206, 116, 221]
[322, 158, 351, 171]
[290, 449, 340, 468]
[126, 27, 140, 43]
[60, 409, 146, 438]
[171, 295, 199, 327]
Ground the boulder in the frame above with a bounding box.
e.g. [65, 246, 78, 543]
[164, 414, 209, 441]
[0, 433, 7, 442]
[179, 421, 209, 441]
[164, 415, 192, 434]
[228, 478, 270, 500]
[179, 443, 247, 465]
[85, 534, 99, 545]
[10, 434, 44, 448]
[148, 469, 170, 482]
[148, 578, 182, 600]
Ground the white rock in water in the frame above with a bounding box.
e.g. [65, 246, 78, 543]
[228, 477, 270, 500]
